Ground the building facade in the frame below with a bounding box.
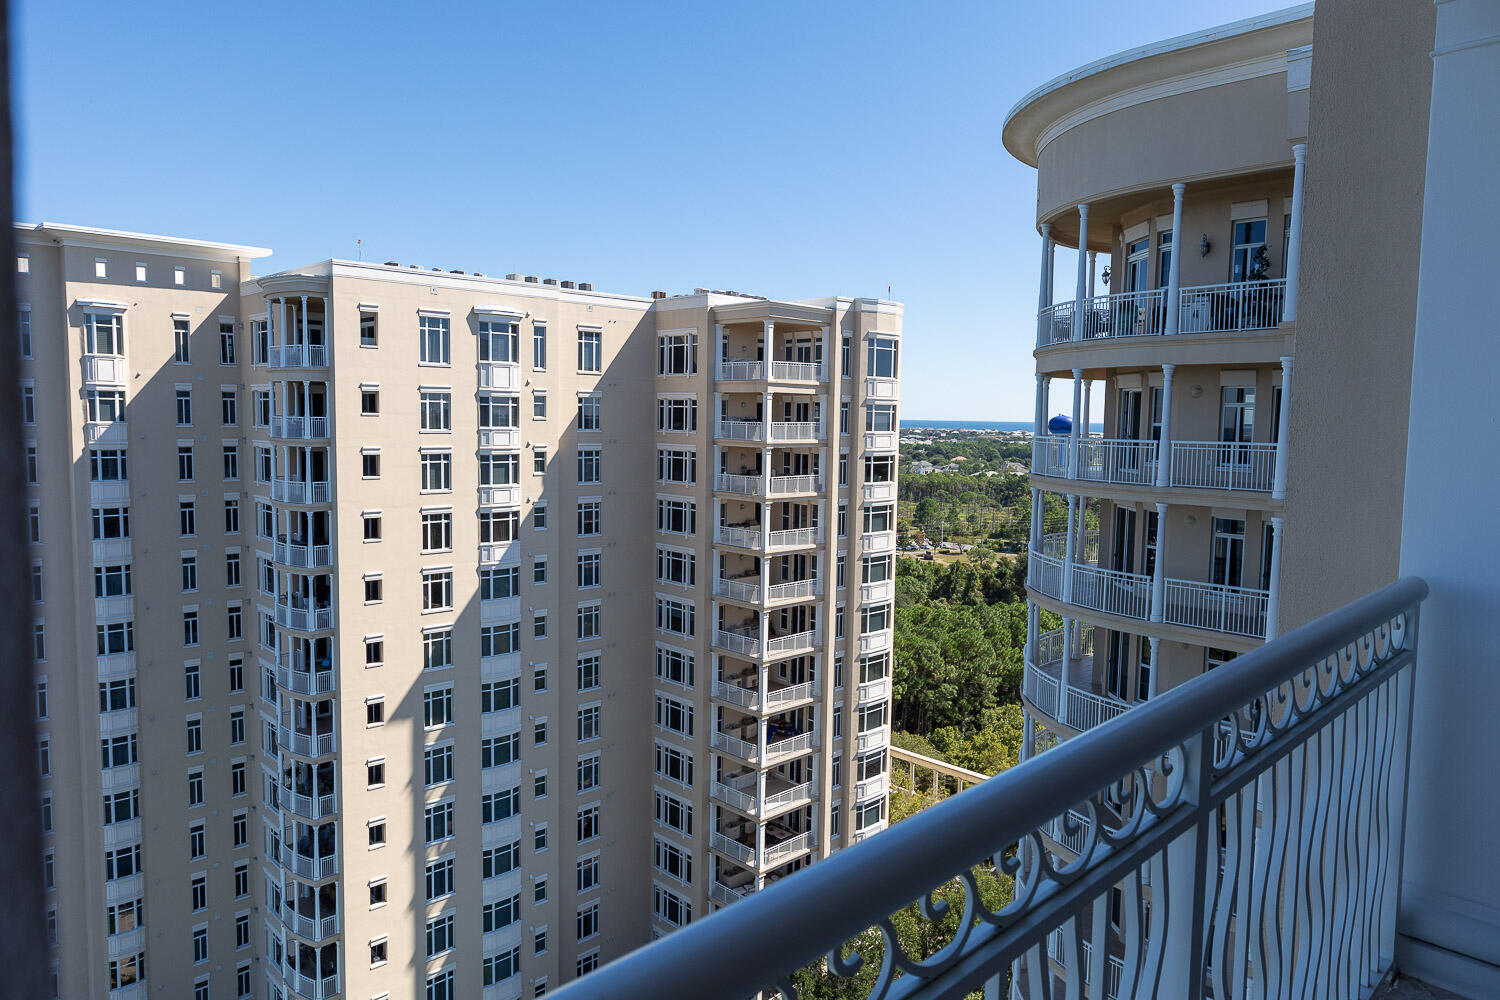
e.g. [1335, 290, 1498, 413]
[20, 222, 901, 999]
[1002, 7, 1314, 991]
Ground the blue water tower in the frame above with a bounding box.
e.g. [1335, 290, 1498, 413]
[1047, 414, 1072, 434]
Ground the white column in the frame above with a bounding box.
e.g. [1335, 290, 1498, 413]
[1155, 364, 1176, 488]
[1150, 502, 1168, 623]
[1041, 377, 1051, 429]
[1030, 488, 1042, 551]
[762, 319, 775, 366]
[1068, 369, 1083, 479]
[1033, 373, 1045, 439]
[1026, 600, 1039, 663]
[1264, 516, 1284, 641]
[1164, 183, 1185, 334]
[1087, 250, 1097, 299]
[1059, 615, 1073, 694]
[1147, 636, 1161, 700]
[1281, 144, 1307, 324]
[1272, 356, 1293, 499]
[1082, 379, 1092, 438]
[714, 322, 725, 376]
[299, 294, 308, 347]
[1020, 707, 1034, 762]
[1074, 204, 1091, 306]
[277, 298, 288, 351]
[1062, 494, 1078, 604]
[1037, 223, 1053, 311]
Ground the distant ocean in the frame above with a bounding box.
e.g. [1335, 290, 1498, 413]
[901, 419, 1103, 433]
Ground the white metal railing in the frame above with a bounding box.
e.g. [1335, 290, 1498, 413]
[765, 781, 815, 812]
[280, 844, 338, 881]
[712, 730, 759, 762]
[1039, 530, 1099, 565]
[712, 781, 759, 814]
[716, 524, 763, 548]
[1075, 287, 1168, 342]
[762, 830, 815, 867]
[1163, 578, 1270, 638]
[275, 603, 334, 631]
[1170, 441, 1278, 492]
[1077, 438, 1159, 486]
[269, 343, 329, 368]
[716, 420, 764, 442]
[277, 665, 335, 696]
[765, 630, 819, 655]
[1037, 300, 1075, 347]
[1068, 562, 1152, 620]
[269, 415, 330, 439]
[279, 726, 337, 758]
[768, 526, 821, 549]
[766, 730, 816, 761]
[284, 790, 337, 821]
[767, 578, 820, 602]
[764, 681, 816, 709]
[1177, 279, 1287, 334]
[548, 577, 1426, 1000]
[273, 540, 334, 569]
[714, 629, 761, 657]
[712, 679, 758, 710]
[768, 474, 821, 496]
[1027, 550, 1064, 598]
[714, 577, 761, 603]
[770, 360, 823, 382]
[715, 473, 765, 496]
[1031, 434, 1069, 477]
[270, 479, 333, 504]
[710, 881, 748, 906]
[770, 421, 822, 442]
[718, 360, 765, 381]
[710, 832, 756, 866]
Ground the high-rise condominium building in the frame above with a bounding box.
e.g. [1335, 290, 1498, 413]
[19, 221, 902, 1000]
[1004, 6, 1313, 989]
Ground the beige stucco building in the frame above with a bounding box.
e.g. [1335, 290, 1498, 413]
[21, 222, 901, 1000]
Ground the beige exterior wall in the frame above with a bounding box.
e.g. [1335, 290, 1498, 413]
[1277, 0, 1434, 631]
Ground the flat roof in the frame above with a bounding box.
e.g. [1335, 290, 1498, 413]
[15, 221, 272, 259]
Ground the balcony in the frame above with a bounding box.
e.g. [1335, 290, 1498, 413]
[710, 880, 751, 906]
[854, 770, 889, 802]
[95, 594, 133, 620]
[768, 474, 823, 497]
[710, 774, 816, 819]
[711, 728, 817, 767]
[1033, 437, 1278, 493]
[275, 602, 334, 632]
[716, 419, 764, 442]
[273, 539, 334, 569]
[269, 415, 330, 440]
[478, 426, 522, 449]
[769, 421, 823, 443]
[770, 360, 823, 383]
[718, 360, 765, 381]
[1021, 632, 1130, 735]
[861, 479, 898, 503]
[712, 674, 817, 713]
[478, 484, 521, 506]
[283, 789, 337, 821]
[270, 479, 333, 504]
[268, 343, 328, 368]
[858, 629, 893, 655]
[710, 828, 815, 871]
[546, 577, 1425, 1000]
[278, 665, 335, 696]
[861, 578, 894, 604]
[92, 537, 131, 562]
[103, 873, 144, 905]
[98, 708, 138, 737]
[90, 480, 130, 505]
[768, 526, 822, 550]
[714, 628, 761, 658]
[713, 575, 823, 606]
[1037, 278, 1285, 348]
[855, 723, 890, 753]
[99, 763, 140, 795]
[715, 472, 765, 497]
[861, 530, 896, 554]
[97, 651, 135, 680]
[280, 844, 338, 881]
[279, 726, 337, 758]
[284, 968, 340, 1000]
[716, 622, 821, 659]
[82, 353, 128, 384]
[1028, 549, 1269, 639]
[857, 675, 891, 704]
[283, 909, 340, 942]
[84, 420, 127, 446]
[715, 523, 762, 549]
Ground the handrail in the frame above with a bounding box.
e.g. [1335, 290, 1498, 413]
[548, 576, 1426, 1000]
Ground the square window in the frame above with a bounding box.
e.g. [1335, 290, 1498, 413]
[361, 390, 380, 415]
[362, 453, 380, 478]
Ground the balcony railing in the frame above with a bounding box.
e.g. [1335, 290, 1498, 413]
[283, 789, 337, 821]
[770, 360, 824, 382]
[269, 415, 330, 440]
[718, 360, 765, 381]
[766, 630, 820, 655]
[1163, 578, 1269, 638]
[277, 665, 335, 696]
[769, 474, 823, 496]
[273, 540, 334, 569]
[1033, 438, 1278, 493]
[268, 343, 329, 368]
[270, 479, 333, 504]
[768, 526, 822, 550]
[280, 844, 338, 881]
[714, 628, 761, 658]
[1022, 656, 1130, 734]
[547, 576, 1425, 1000]
[715, 524, 763, 548]
[1036, 279, 1286, 348]
[716, 420, 765, 442]
[770, 421, 823, 442]
[82, 353, 129, 384]
[1170, 441, 1277, 492]
[715, 473, 765, 496]
[275, 603, 334, 632]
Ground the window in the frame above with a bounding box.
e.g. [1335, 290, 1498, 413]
[362, 452, 380, 478]
[533, 445, 547, 475]
[420, 510, 453, 552]
[483, 947, 521, 987]
[577, 751, 601, 792]
[90, 448, 128, 482]
[655, 645, 694, 687]
[85, 311, 124, 354]
[577, 447, 601, 484]
[184, 660, 202, 699]
[365, 636, 384, 667]
[532, 610, 548, 639]
[658, 330, 697, 375]
[577, 327, 601, 372]
[420, 450, 452, 491]
[25, 444, 36, 485]
[183, 608, 200, 646]
[482, 732, 520, 768]
[577, 553, 601, 590]
[224, 498, 240, 534]
[420, 314, 451, 365]
[420, 390, 451, 431]
[840, 401, 850, 435]
[19, 385, 33, 425]
[578, 392, 601, 430]
[534, 718, 548, 745]
[174, 318, 191, 363]
[483, 786, 521, 824]
[177, 445, 194, 482]
[1230, 217, 1269, 283]
[363, 512, 382, 541]
[424, 744, 455, 786]
[480, 508, 520, 543]
[426, 970, 455, 1000]
[222, 444, 239, 480]
[97, 623, 135, 656]
[865, 403, 897, 432]
[656, 448, 696, 484]
[425, 913, 455, 957]
[424, 800, 455, 842]
[422, 570, 453, 612]
[533, 556, 548, 585]
[577, 703, 602, 742]
[94, 256, 108, 278]
[654, 694, 693, 736]
[17, 307, 31, 358]
[188, 768, 204, 806]
[654, 741, 692, 786]
[481, 565, 519, 600]
[483, 677, 520, 712]
[484, 840, 521, 878]
[27, 501, 39, 544]
[654, 837, 693, 885]
[479, 451, 520, 485]
[576, 501, 601, 536]
[656, 498, 695, 535]
[577, 804, 600, 843]
[87, 388, 126, 423]
[220, 390, 237, 425]
[654, 790, 692, 834]
[532, 321, 548, 369]
[867, 336, 899, 378]
[655, 546, 696, 587]
[360, 310, 378, 346]
[368, 818, 386, 846]
[219, 321, 236, 365]
[94, 563, 133, 598]
[426, 856, 455, 900]
[361, 388, 380, 414]
[657, 397, 697, 432]
[173, 265, 186, 286]
[655, 596, 694, 637]
[424, 629, 454, 671]
[179, 499, 196, 536]
[370, 938, 388, 967]
[481, 621, 520, 657]
[578, 950, 598, 976]
[424, 686, 454, 728]
[577, 901, 600, 941]
[479, 392, 519, 429]
[533, 389, 548, 420]
[654, 885, 691, 928]
[366, 698, 385, 726]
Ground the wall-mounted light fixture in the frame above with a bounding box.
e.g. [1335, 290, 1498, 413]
[1198, 234, 1212, 257]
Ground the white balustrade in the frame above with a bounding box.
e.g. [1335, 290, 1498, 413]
[855, 771, 889, 802]
[718, 360, 765, 381]
[1169, 441, 1277, 492]
[1036, 300, 1075, 347]
[1035, 280, 1285, 346]
[1031, 435, 1069, 477]
[763, 830, 814, 866]
[861, 530, 895, 553]
[710, 832, 756, 866]
[716, 524, 763, 548]
[860, 579, 894, 604]
[278, 665, 335, 696]
[275, 603, 334, 631]
[714, 629, 761, 657]
[715, 473, 765, 496]
[768, 474, 821, 496]
[770, 421, 822, 442]
[273, 540, 334, 569]
[1068, 562, 1153, 620]
[271, 479, 333, 504]
[1177, 279, 1286, 334]
[1076, 438, 1159, 486]
[1026, 550, 1065, 599]
[477, 484, 522, 506]
[1162, 578, 1269, 638]
[98, 708, 139, 737]
[712, 730, 759, 762]
[770, 360, 822, 382]
[716, 420, 764, 442]
[857, 675, 891, 704]
[767, 578, 820, 602]
[861, 480, 897, 502]
[710, 881, 747, 906]
[714, 576, 761, 603]
[270, 415, 329, 439]
[765, 630, 819, 655]
[767, 526, 821, 549]
[711, 781, 759, 814]
[765, 730, 816, 762]
[764, 681, 816, 709]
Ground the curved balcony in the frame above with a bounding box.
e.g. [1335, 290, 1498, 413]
[1021, 630, 1130, 735]
[271, 479, 333, 504]
[1028, 549, 1269, 639]
[711, 675, 817, 714]
[856, 675, 891, 704]
[280, 844, 338, 882]
[855, 724, 890, 753]
[268, 344, 328, 369]
[860, 530, 895, 554]
[857, 629, 892, 655]
[275, 602, 334, 632]
[283, 909, 340, 942]
[269, 415, 330, 440]
[1033, 437, 1278, 494]
[279, 726, 337, 759]
[854, 771, 889, 803]
[861, 480, 897, 503]
[273, 540, 334, 570]
[1037, 279, 1285, 349]
[99, 708, 139, 738]
[283, 789, 337, 821]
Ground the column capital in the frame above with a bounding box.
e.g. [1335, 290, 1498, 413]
[1270, 514, 1285, 529]
[1279, 355, 1294, 372]
[1040, 222, 1052, 236]
[1155, 501, 1168, 515]
[1171, 182, 1186, 198]
[1066, 493, 1078, 510]
[1292, 142, 1307, 163]
[1035, 372, 1045, 385]
[1072, 368, 1084, 379]
[1077, 202, 1090, 218]
[1162, 363, 1176, 377]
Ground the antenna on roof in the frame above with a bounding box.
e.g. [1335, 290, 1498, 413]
[356, 238, 363, 262]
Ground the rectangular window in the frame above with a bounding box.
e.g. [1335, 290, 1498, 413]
[424, 800, 454, 843]
[423, 686, 454, 727]
[577, 447, 601, 484]
[654, 741, 692, 786]
[533, 322, 547, 370]
[654, 790, 692, 835]
[479, 450, 520, 485]
[419, 315, 451, 365]
[656, 397, 697, 433]
[576, 501, 601, 536]
[480, 508, 520, 543]
[423, 630, 454, 671]
[657, 330, 697, 375]
[577, 652, 601, 692]
[656, 448, 696, 484]
[655, 546, 695, 586]
[654, 837, 693, 885]
[867, 336, 899, 378]
[653, 885, 691, 928]
[482, 677, 520, 713]
[87, 388, 126, 423]
[654, 693, 693, 736]
[420, 450, 452, 491]
[481, 565, 519, 600]
[360, 310, 378, 346]
[656, 498, 695, 535]
[655, 596, 695, 637]
[655, 645, 694, 687]
[174, 318, 191, 363]
[424, 744, 454, 787]
[481, 621, 520, 657]
[478, 392, 519, 428]
[219, 321, 236, 365]
[482, 731, 520, 768]
[421, 570, 453, 612]
[419, 390, 451, 431]
[577, 327, 601, 372]
[533, 389, 547, 420]
[577, 392, 601, 431]
[477, 318, 519, 362]
[577, 553, 601, 590]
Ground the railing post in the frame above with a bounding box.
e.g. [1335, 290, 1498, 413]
[1037, 223, 1053, 345]
[1165, 183, 1185, 334]
[1062, 494, 1078, 604]
[1147, 635, 1161, 699]
[1155, 364, 1175, 488]
[1068, 369, 1083, 479]
[1059, 616, 1073, 698]
[1033, 373, 1045, 441]
[1265, 515, 1284, 640]
[1074, 203, 1090, 339]
[1159, 725, 1212, 998]
[1282, 144, 1307, 324]
[1151, 502, 1168, 623]
[1273, 356, 1293, 500]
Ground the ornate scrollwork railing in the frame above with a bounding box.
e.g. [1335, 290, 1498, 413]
[549, 576, 1426, 1000]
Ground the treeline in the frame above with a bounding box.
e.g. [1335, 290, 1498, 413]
[901, 435, 1032, 468]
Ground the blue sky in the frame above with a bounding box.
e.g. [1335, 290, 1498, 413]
[16, 0, 1287, 420]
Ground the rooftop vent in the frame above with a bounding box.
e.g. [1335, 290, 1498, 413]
[473, 272, 485, 278]
[449, 269, 466, 275]
[505, 273, 521, 281]
[560, 280, 576, 289]
[524, 276, 539, 284]
[408, 264, 421, 269]
[693, 287, 710, 294]
[431, 266, 443, 272]
[542, 278, 559, 286]
[384, 260, 400, 267]
[579, 282, 594, 292]
[652, 291, 667, 299]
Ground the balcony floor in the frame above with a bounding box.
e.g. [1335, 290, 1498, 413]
[1037, 653, 1111, 699]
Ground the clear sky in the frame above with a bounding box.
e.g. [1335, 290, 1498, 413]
[16, 0, 1288, 421]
